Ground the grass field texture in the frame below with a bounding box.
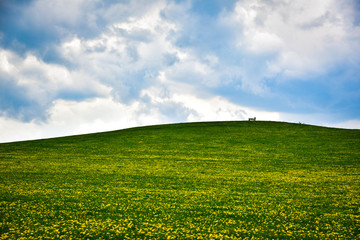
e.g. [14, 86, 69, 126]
[1, 121, 360, 239]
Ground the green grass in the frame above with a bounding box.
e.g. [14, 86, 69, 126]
[1, 121, 360, 239]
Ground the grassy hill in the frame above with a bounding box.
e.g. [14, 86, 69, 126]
[1, 121, 360, 239]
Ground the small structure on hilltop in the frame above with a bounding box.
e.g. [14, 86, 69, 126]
[248, 117, 256, 121]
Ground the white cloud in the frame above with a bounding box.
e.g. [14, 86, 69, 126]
[327, 120, 360, 130]
[0, 97, 150, 143]
[1, 96, 358, 143]
[49, 98, 141, 133]
[171, 94, 281, 122]
[228, 0, 360, 79]
[0, 50, 15, 73]
[57, 0, 227, 103]
[140, 70, 282, 123]
[0, 48, 111, 120]
[1, 49, 110, 96]
[0, 118, 44, 143]
[24, 0, 96, 29]
[0, 92, 283, 143]
[247, 31, 284, 54]
[1, 78, 358, 143]
[276, 111, 360, 130]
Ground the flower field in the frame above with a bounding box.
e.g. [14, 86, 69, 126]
[1, 121, 359, 239]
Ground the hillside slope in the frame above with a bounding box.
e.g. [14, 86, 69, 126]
[1, 121, 360, 239]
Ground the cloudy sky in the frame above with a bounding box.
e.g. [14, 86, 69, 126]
[1, 0, 360, 142]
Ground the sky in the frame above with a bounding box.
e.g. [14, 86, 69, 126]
[0, 0, 360, 143]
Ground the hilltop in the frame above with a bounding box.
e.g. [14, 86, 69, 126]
[1, 121, 360, 239]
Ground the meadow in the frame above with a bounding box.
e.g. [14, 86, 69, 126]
[0, 121, 359, 239]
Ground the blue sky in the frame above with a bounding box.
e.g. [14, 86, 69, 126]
[1, 0, 360, 142]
